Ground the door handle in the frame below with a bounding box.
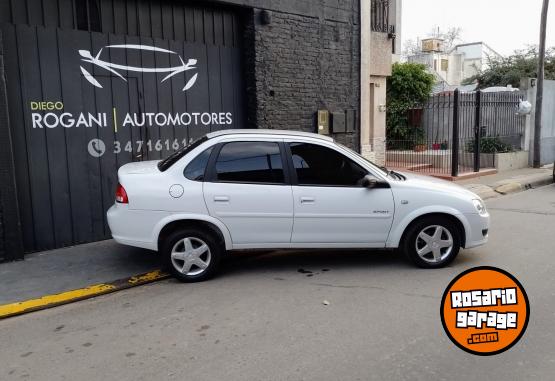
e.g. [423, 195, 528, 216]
[300, 197, 315, 204]
[214, 196, 230, 202]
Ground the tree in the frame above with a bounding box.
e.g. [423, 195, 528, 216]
[463, 46, 555, 89]
[386, 63, 435, 142]
[431, 26, 463, 50]
[403, 39, 421, 57]
[403, 27, 463, 58]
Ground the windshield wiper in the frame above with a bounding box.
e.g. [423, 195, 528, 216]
[379, 166, 392, 175]
[389, 170, 406, 180]
[379, 166, 396, 177]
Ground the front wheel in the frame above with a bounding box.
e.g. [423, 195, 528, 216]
[402, 217, 461, 268]
[162, 228, 223, 282]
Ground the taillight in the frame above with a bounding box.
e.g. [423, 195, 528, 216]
[115, 183, 128, 204]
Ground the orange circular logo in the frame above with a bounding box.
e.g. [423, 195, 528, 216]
[441, 267, 530, 356]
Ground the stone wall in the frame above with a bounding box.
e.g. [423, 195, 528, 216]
[244, 3, 361, 150]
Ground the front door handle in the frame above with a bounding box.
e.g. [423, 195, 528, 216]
[214, 196, 230, 202]
[300, 197, 315, 204]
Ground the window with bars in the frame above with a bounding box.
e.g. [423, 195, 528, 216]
[371, 0, 393, 33]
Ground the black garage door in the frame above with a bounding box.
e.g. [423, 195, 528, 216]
[2, 10, 245, 252]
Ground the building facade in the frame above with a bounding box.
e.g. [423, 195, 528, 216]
[408, 39, 501, 92]
[0, 0, 400, 261]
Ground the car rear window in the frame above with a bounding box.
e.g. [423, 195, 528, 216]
[184, 147, 213, 181]
[157, 136, 208, 172]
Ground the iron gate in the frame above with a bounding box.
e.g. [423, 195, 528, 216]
[386, 89, 527, 177]
[2, 17, 245, 252]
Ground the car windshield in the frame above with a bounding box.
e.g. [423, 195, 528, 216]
[335, 143, 390, 176]
[157, 136, 208, 172]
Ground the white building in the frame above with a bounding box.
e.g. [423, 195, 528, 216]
[408, 39, 502, 91]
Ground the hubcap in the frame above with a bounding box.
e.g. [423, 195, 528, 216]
[415, 225, 454, 264]
[170, 237, 211, 276]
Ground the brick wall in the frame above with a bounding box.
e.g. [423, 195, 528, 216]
[244, 3, 361, 151]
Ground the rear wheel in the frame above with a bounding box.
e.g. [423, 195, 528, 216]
[402, 217, 461, 268]
[162, 228, 223, 282]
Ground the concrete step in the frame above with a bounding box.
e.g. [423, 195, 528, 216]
[407, 163, 434, 171]
[387, 162, 434, 171]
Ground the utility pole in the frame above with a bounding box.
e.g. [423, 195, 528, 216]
[534, 0, 550, 168]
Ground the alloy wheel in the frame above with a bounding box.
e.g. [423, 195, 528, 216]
[415, 225, 454, 264]
[170, 237, 212, 276]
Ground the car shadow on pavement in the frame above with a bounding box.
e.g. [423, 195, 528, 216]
[220, 249, 411, 277]
[217, 248, 486, 280]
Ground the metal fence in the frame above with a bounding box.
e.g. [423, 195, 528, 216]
[386, 89, 527, 177]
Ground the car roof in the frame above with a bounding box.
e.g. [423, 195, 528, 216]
[205, 129, 335, 142]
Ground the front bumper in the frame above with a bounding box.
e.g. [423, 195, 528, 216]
[463, 212, 490, 249]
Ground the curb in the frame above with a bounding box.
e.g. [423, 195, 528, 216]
[494, 183, 523, 195]
[0, 270, 169, 320]
[465, 174, 553, 200]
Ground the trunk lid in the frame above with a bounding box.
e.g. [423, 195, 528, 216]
[118, 160, 161, 176]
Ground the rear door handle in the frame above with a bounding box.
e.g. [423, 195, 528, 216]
[300, 197, 315, 204]
[214, 196, 230, 202]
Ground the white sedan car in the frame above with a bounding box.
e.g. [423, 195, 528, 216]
[107, 130, 490, 282]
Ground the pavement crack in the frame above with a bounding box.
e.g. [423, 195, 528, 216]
[310, 283, 438, 299]
[399, 292, 439, 299]
[310, 283, 386, 291]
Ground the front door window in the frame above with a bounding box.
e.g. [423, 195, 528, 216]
[289, 142, 368, 186]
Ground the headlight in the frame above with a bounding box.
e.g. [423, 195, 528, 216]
[473, 199, 487, 215]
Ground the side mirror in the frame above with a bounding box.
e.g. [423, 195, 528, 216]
[361, 175, 378, 189]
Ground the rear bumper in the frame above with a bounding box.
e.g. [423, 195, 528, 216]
[463, 212, 490, 249]
[107, 204, 164, 251]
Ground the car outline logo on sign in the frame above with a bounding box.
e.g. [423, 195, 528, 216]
[79, 44, 198, 92]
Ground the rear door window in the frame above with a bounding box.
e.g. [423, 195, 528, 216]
[214, 142, 285, 184]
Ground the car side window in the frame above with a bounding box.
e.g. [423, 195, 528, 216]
[214, 142, 285, 184]
[289, 142, 368, 187]
[184, 147, 213, 181]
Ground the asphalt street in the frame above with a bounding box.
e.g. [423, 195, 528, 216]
[1, 184, 554, 381]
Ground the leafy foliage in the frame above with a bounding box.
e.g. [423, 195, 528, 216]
[386, 63, 435, 142]
[463, 46, 555, 89]
[466, 137, 514, 154]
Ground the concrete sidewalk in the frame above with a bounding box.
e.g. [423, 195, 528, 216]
[457, 166, 554, 200]
[0, 166, 552, 313]
[0, 240, 161, 305]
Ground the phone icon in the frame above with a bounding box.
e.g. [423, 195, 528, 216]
[87, 139, 106, 158]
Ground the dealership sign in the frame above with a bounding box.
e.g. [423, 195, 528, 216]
[78, 44, 199, 91]
[30, 105, 233, 130]
[28, 44, 234, 140]
[3, 21, 245, 252]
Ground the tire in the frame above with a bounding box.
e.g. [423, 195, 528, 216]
[161, 228, 223, 282]
[401, 216, 461, 269]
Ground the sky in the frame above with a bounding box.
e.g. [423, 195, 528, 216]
[402, 0, 555, 56]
